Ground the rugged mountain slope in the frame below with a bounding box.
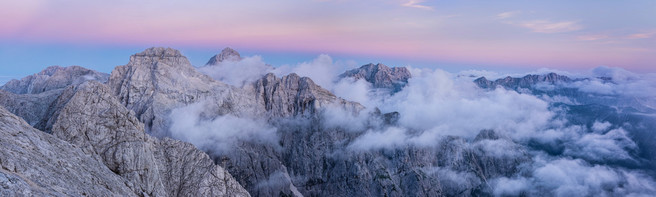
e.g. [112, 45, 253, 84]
[0, 106, 136, 196]
[251, 73, 364, 117]
[1, 65, 109, 94]
[339, 63, 411, 93]
[47, 81, 249, 196]
[108, 47, 256, 137]
[0, 66, 110, 131]
[0, 89, 62, 128]
[0, 65, 251, 196]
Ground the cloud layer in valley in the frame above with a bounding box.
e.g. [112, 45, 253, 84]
[169, 53, 656, 195]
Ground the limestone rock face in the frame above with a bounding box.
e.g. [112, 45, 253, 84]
[108, 47, 240, 136]
[206, 47, 242, 65]
[0, 106, 135, 196]
[47, 81, 250, 197]
[0, 89, 62, 128]
[1, 65, 109, 94]
[251, 73, 364, 118]
[0, 66, 109, 129]
[339, 63, 411, 93]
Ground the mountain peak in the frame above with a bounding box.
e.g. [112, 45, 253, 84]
[134, 47, 183, 57]
[206, 47, 242, 65]
[126, 47, 191, 70]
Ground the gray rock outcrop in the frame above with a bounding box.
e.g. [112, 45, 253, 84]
[339, 63, 411, 93]
[251, 73, 364, 118]
[0, 106, 136, 196]
[0, 89, 62, 128]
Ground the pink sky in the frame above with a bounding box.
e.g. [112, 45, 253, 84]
[1, 0, 655, 72]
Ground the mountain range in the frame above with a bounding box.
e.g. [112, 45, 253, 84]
[1, 47, 655, 196]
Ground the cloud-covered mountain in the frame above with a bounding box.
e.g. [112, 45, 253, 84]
[1, 47, 655, 196]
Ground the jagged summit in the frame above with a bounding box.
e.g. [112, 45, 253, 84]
[134, 47, 183, 57]
[110, 47, 226, 136]
[339, 63, 411, 93]
[206, 47, 242, 65]
[127, 47, 191, 69]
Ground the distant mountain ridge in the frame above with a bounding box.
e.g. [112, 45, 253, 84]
[473, 72, 571, 90]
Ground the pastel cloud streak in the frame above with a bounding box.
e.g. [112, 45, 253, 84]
[401, 0, 433, 10]
[0, 0, 655, 71]
[517, 20, 582, 33]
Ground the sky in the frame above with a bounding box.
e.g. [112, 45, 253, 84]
[1, 0, 655, 84]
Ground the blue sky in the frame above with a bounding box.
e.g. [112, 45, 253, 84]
[1, 0, 655, 84]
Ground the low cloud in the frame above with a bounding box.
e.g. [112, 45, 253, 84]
[198, 55, 273, 87]
[168, 100, 279, 154]
[567, 66, 656, 99]
[493, 158, 656, 196]
[348, 127, 407, 151]
[273, 54, 358, 91]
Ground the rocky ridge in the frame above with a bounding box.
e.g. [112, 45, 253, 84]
[473, 72, 571, 90]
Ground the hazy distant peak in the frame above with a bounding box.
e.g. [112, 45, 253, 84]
[474, 72, 571, 90]
[206, 47, 242, 65]
[0, 65, 109, 94]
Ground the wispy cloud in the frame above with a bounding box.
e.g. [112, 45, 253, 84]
[626, 31, 656, 39]
[577, 34, 609, 41]
[518, 20, 582, 33]
[401, 0, 433, 10]
[497, 11, 520, 19]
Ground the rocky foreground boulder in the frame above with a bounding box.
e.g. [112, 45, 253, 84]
[0, 106, 136, 196]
